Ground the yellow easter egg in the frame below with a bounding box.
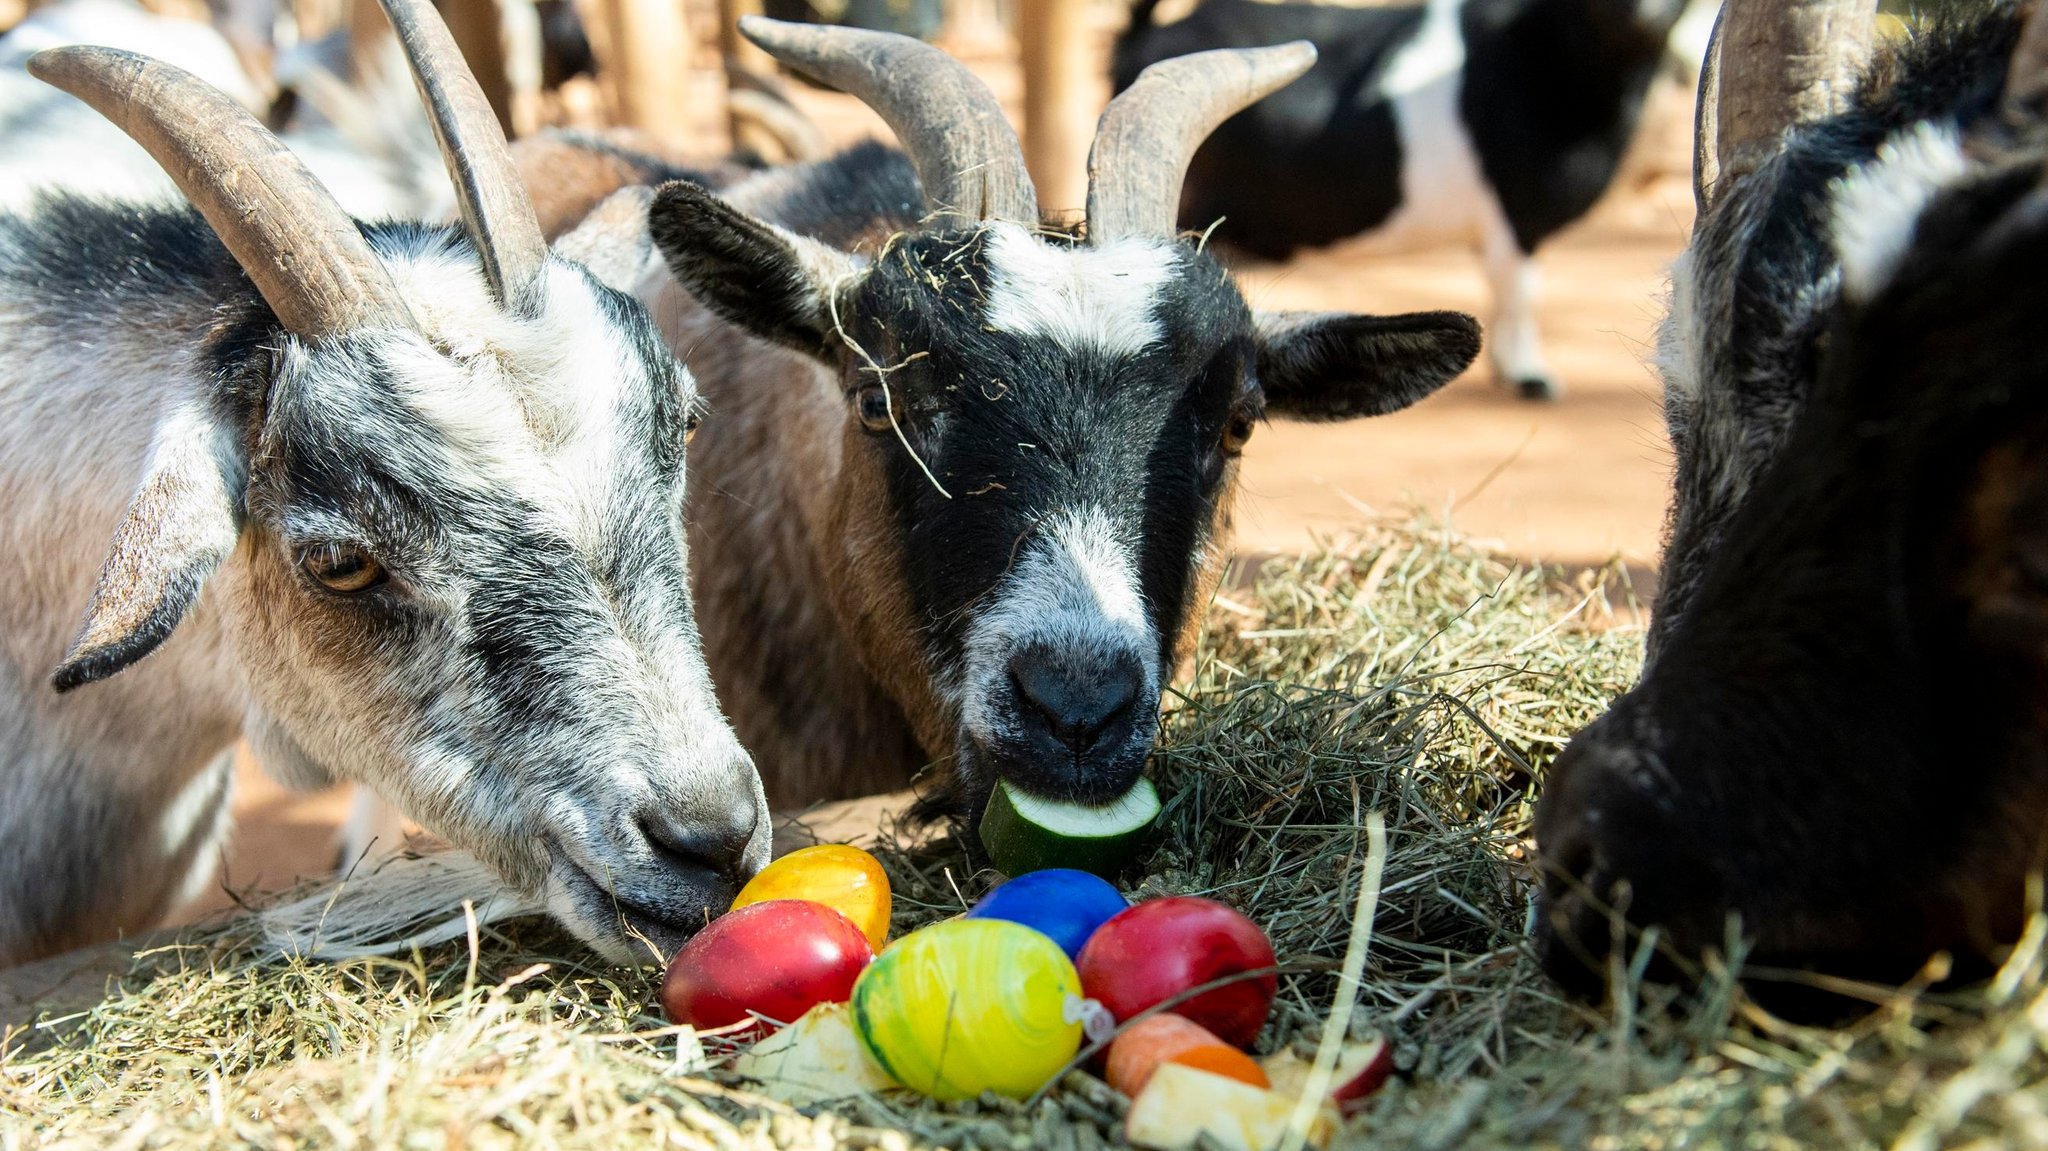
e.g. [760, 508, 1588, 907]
[850, 918, 1083, 1101]
[733, 844, 892, 950]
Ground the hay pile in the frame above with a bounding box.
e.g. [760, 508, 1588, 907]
[5, 519, 2046, 1149]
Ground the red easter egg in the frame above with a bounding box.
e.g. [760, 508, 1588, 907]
[1075, 897, 1277, 1049]
[660, 900, 873, 1031]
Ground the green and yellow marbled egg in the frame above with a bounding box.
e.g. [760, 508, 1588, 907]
[849, 918, 1083, 1100]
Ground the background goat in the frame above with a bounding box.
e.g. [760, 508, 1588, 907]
[0, 0, 766, 967]
[0, 0, 448, 219]
[564, 21, 1479, 837]
[1534, 0, 2048, 996]
[1114, 0, 1686, 399]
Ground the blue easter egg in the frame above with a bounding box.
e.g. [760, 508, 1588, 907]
[966, 869, 1130, 958]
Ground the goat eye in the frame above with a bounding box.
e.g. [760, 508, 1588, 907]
[855, 384, 894, 432]
[1222, 411, 1256, 456]
[299, 543, 387, 594]
[684, 411, 702, 445]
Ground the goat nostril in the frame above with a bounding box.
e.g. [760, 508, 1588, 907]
[639, 815, 750, 885]
[1008, 649, 1143, 752]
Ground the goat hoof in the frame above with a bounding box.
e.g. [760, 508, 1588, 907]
[1513, 375, 1561, 401]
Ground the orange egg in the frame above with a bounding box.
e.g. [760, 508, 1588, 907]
[1167, 1044, 1270, 1090]
[731, 844, 892, 950]
[1105, 1013, 1224, 1096]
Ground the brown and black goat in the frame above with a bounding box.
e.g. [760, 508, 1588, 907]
[565, 22, 1482, 837]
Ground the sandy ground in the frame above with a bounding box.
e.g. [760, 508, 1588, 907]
[172, 27, 1694, 926]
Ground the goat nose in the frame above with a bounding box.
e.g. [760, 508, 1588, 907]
[639, 802, 764, 891]
[1008, 646, 1143, 754]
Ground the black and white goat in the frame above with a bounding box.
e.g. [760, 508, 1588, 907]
[1535, 0, 2048, 995]
[1114, 0, 1687, 399]
[0, 0, 766, 967]
[561, 23, 1480, 834]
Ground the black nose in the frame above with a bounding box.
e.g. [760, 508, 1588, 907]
[1008, 646, 1143, 755]
[639, 800, 764, 893]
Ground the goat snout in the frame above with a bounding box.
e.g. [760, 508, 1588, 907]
[637, 800, 766, 893]
[1532, 727, 1717, 995]
[1008, 645, 1142, 757]
[981, 643, 1152, 803]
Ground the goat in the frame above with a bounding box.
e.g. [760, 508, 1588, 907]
[562, 21, 1480, 837]
[1113, 0, 1686, 400]
[1533, 0, 2048, 996]
[0, 0, 448, 220]
[0, 0, 767, 968]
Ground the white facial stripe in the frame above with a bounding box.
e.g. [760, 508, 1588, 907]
[960, 505, 1158, 738]
[981, 224, 1175, 357]
[1830, 121, 1969, 302]
[372, 254, 679, 552]
[1381, 0, 1466, 96]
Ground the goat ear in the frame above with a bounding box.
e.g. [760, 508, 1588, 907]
[1253, 310, 1481, 420]
[647, 179, 860, 360]
[51, 404, 242, 693]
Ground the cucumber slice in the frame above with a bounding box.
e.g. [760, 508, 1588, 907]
[979, 778, 1160, 878]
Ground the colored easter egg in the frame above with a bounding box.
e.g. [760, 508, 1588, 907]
[661, 900, 873, 1031]
[1105, 1013, 1226, 1096]
[731, 843, 893, 950]
[1076, 897, 1277, 1049]
[851, 918, 1084, 1100]
[966, 868, 1129, 958]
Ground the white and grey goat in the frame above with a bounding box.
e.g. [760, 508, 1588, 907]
[0, 0, 768, 967]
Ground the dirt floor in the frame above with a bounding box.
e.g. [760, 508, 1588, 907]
[177, 28, 1695, 930]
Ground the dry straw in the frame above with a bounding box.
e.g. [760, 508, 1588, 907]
[6, 517, 2047, 1149]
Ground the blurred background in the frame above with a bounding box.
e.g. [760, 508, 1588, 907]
[0, 0, 1720, 909]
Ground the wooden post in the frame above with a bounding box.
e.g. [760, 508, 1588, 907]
[1017, 0, 1092, 214]
[582, 0, 694, 144]
[442, 0, 519, 134]
[718, 0, 772, 77]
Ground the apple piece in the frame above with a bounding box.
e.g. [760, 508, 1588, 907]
[1125, 1063, 1336, 1151]
[978, 778, 1160, 878]
[660, 900, 873, 1032]
[1169, 1044, 1270, 1090]
[1077, 896, 1277, 1048]
[1258, 1038, 1393, 1116]
[730, 1002, 898, 1106]
[1106, 1014, 1224, 1096]
[730, 844, 892, 951]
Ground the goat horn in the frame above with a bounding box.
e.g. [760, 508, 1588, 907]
[378, 0, 548, 311]
[1086, 43, 1316, 245]
[739, 16, 1039, 225]
[1708, 0, 1875, 195]
[29, 47, 411, 337]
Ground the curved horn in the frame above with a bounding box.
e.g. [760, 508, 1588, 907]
[1711, 0, 1875, 190]
[29, 46, 410, 337]
[378, 0, 548, 311]
[739, 16, 1038, 225]
[1085, 42, 1316, 245]
[1692, 4, 1725, 214]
